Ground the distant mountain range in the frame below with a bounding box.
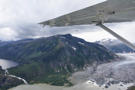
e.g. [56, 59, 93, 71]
[96, 39, 135, 53]
[0, 34, 116, 88]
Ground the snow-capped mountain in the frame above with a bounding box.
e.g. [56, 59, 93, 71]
[96, 39, 135, 53]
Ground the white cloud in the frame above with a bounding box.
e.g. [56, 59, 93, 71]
[0, 0, 105, 24]
[73, 22, 135, 43]
[0, 27, 18, 41]
[0, 0, 106, 41]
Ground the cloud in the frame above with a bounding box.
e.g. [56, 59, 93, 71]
[0, 0, 106, 41]
[73, 22, 135, 42]
[0, 0, 104, 40]
[0, 0, 134, 43]
[0, 0, 105, 24]
[0, 27, 18, 41]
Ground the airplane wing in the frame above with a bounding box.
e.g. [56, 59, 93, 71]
[39, 0, 135, 50]
[39, 2, 107, 27]
[39, 0, 135, 27]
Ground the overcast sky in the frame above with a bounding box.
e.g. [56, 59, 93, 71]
[0, 0, 135, 42]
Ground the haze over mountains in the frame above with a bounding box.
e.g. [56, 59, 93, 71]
[96, 39, 135, 53]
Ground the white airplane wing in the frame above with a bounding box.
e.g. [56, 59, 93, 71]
[39, 0, 135, 27]
[39, 0, 135, 50]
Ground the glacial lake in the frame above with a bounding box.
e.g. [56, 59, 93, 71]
[0, 59, 18, 69]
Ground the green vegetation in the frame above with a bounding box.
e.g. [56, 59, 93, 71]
[127, 86, 135, 90]
[9, 61, 73, 86]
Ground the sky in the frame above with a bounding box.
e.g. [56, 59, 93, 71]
[0, 0, 135, 42]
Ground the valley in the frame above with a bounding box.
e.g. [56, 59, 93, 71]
[9, 53, 135, 90]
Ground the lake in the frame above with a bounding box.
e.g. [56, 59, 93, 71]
[0, 59, 18, 69]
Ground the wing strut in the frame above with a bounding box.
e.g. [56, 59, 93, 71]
[97, 23, 135, 50]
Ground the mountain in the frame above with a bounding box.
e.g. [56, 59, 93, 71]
[96, 39, 135, 53]
[0, 34, 117, 86]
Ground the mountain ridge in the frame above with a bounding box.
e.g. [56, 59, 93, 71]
[0, 34, 117, 87]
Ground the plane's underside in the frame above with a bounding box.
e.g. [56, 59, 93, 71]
[39, 0, 135, 50]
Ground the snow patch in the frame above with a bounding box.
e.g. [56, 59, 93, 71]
[86, 80, 99, 87]
[72, 47, 77, 51]
[78, 42, 85, 45]
[60, 36, 66, 39]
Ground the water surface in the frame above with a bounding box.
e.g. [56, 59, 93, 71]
[0, 59, 18, 69]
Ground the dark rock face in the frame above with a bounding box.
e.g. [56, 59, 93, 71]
[0, 34, 117, 86]
[0, 67, 23, 90]
[0, 66, 4, 74]
[0, 75, 23, 90]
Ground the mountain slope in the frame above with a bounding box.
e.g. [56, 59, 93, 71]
[0, 34, 117, 86]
